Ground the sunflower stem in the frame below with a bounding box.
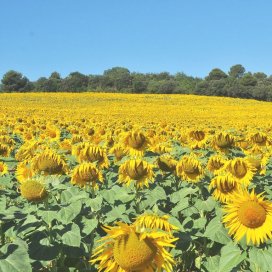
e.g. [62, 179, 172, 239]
[134, 186, 141, 214]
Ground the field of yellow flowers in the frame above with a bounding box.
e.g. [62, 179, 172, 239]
[0, 92, 272, 272]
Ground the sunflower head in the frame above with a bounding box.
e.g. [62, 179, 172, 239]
[211, 132, 235, 152]
[176, 155, 204, 182]
[77, 144, 109, 168]
[207, 155, 227, 175]
[31, 150, 68, 175]
[223, 190, 272, 245]
[91, 215, 177, 272]
[188, 129, 208, 149]
[0, 162, 8, 176]
[157, 155, 177, 173]
[20, 179, 48, 202]
[119, 159, 154, 188]
[123, 130, 149, 156]
[250, 132, 268, 146]
[209, 175, 242, 203]
[246, 154, 269, 175]
[0, 144, 11, 157]
[16, 162, 34, 183]
[71, 162, 103, 188]
[224, 158, 255, 186]
[109, 144, 128, 161]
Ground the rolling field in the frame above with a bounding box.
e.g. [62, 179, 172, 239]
[0, 93, 272, 272]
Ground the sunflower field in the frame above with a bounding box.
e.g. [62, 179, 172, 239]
[0, 92, 272, 272]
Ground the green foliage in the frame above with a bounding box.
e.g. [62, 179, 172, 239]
[1, 65, 272, 101]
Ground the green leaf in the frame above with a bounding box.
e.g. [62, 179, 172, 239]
[85, 195, 103, 212]
[203, 256, 220, 272]
[170, 187, 198, 204]
[204, 217, 231, 244]
[195, 197, 216, 212]
[82, 218, 98, 236]
[62, 223, 81, 247]
[171, 198, 189, 217]
[58, 201, 82, 224]
[0, 239, 32, 272]
[218, 242, 246, 272]
[38, 210, 58, 225]
[249, 247, 272, 272]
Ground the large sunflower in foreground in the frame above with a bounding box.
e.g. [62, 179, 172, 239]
[90, 215, 178, 272]
[176, 155, 204, 182]
[71, 162, 103, 189]
[118, 159, 154, 188]
[223, 190, 272, 245]
[209, 175, 243, 203]
[224, 157, 255, 186]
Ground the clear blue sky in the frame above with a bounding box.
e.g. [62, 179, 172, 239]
[1, 0, 272, 80]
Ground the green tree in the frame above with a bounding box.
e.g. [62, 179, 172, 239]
[206, 68, 228, 80]
[1, 70, 33, 92]
[240, 73, 257, 87]
[60, 72, 89, 92]
[229, 64, 245, 78]
[103, 67, 131, 91]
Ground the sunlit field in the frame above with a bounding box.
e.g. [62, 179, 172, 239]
[0, 92, 272, 272]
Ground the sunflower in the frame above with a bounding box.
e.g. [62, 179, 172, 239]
[118, 159, 154, 188]
[109, 144, 128, 161]
[249, 132, 268, 146]
[91, 215, 178, 272]
[71, 162, 103, 188]
[31, 150, 68, 175]
[15, 140, 40, 161]
[134, 213, 179, 234]
[224, 157, 255, 186]
[45, 126, 61, 141]
[222, 190, 272, 245]
[207, 155, 227, 175]
[157, 155, 177, 174]
[246, 154, 269, 176]
[76, 144, 109, 169]
[209, 175, 243, 203]
[176, 155, 204, 182]
[20, 179, 48, 202]
[188, 129, 208, 149]
[122, 130, 149, 156]
[0, 144, 11, 157]
[211, 132, 235, 152]
[59, 139, 72, 154]
[0, 162, 8, 176]
[16, 161, 34, 183]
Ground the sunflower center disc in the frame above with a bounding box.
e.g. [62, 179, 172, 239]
[113, 231, 157, 271]
[218, 180, 235, 193]
[238, 201, 266, 228]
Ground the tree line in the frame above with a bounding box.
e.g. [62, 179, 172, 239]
[1, 64, 272, 101]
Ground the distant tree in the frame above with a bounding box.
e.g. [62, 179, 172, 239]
[49, 72, 61, 80]
[229, 64, 245, 78]
[253, 72, 267, 80]
[1, 70, 33, 92]
[206, 68, 228, 80]
[103, 67, 131, 91]
[240, 73, 257, 87]
[60, 72, 89, 92]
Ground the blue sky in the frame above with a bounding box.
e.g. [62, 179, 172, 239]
[0, 0, 272, 80]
